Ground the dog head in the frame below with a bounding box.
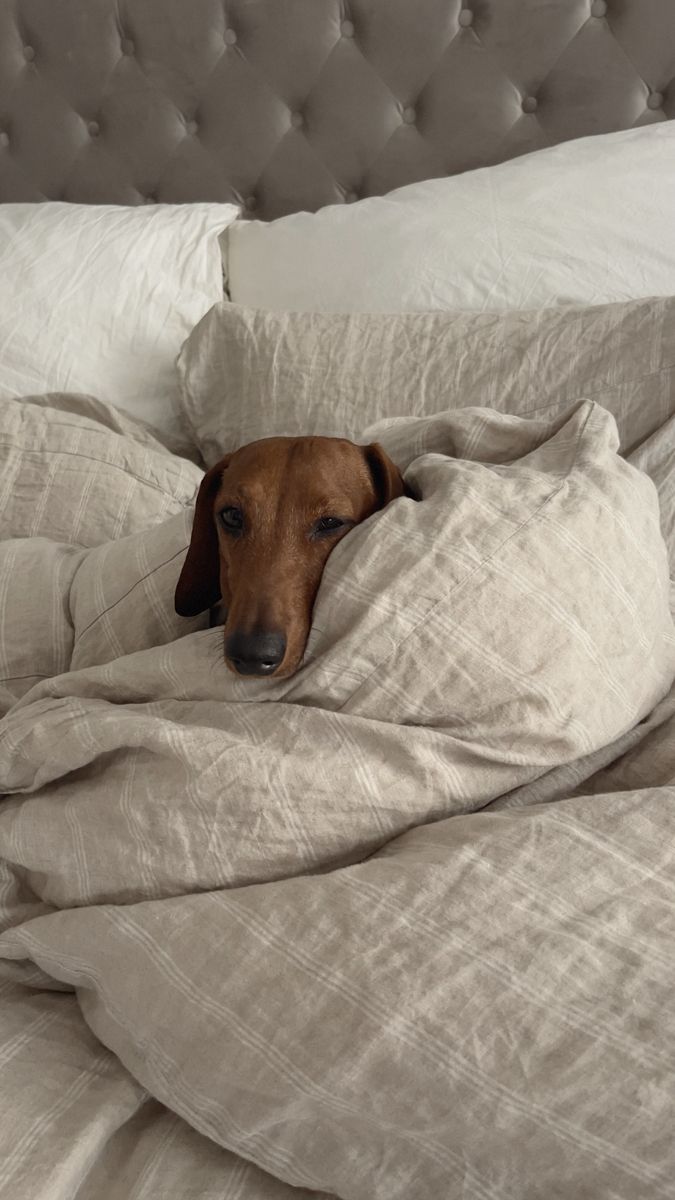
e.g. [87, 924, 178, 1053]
[175, 435, 408, 678]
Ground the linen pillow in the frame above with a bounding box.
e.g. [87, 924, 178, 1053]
[225, 124, 675, 313]
[69, 509, 207, 672]
[0, 511, 207, 713]
[177, 295, 675, 466]
[0, 395, 202, 548]
[0, 201, 238, 440]
[0, 396, 205, 711]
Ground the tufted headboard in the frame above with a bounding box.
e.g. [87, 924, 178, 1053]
[0, 0, 673, 220]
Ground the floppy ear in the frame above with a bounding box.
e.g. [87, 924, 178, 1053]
[363, 442, 411, 508]
[175, 459, 229, 617]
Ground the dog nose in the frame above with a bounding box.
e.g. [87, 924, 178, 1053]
[225, 630, 287, 676]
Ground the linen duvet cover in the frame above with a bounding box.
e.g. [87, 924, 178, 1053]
[1, 391, 675, 1200]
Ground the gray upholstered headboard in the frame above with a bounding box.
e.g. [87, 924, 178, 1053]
[0, 0, 673, 220]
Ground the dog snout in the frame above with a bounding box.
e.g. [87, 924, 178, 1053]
[225, 630, 287, 677]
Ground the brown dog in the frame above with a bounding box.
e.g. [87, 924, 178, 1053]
[175, 436, 409, 678]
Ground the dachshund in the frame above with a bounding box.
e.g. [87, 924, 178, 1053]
[175, 435, 410, 678]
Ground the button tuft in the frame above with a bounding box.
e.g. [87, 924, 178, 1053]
[87, 120, 100, 137]
[245, 195, 257, 211]
[522, 96, 538, 114]
[345, 190, 359, 203]
[23, 45, 35, 62]
[647, 91, 664, 110]
[224, 28, 237, 45]
[0, 131, 9, 148]
[186, 119, 199, 135]
[120, 37, 135, 55]
[290, 111, 304, 129]
[590, 0, 607, 15]
[402, 106, 416, 125]
[458, 9, 473, 27]
[341, 19, 355, 37]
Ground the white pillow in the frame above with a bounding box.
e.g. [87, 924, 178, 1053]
[225, 124, 675, 313]
[0, 202, 238, 439]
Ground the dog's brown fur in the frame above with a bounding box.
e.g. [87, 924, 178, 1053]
[175, 436, 407, 678]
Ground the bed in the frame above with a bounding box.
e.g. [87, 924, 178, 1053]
[1, 2, 675, 1198]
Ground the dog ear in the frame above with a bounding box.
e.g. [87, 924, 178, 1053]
[175, 458, 229, 617]
[363, 442, 411, 508]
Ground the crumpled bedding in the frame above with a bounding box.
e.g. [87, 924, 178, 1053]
[1, 394, 675, 1200]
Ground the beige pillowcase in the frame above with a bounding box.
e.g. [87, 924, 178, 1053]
[0, 398, 205, 710]
[69, 510, 207, 672]
[0, 395, 202, 548]
[0, 513, 208, 713]
[177, 296, 675, 466]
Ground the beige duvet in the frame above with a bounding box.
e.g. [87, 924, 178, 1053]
[1, 394, 675, 1200]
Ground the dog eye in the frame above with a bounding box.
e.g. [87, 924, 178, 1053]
[313, 516, 344, 536]
[220, 506, 243, 533]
